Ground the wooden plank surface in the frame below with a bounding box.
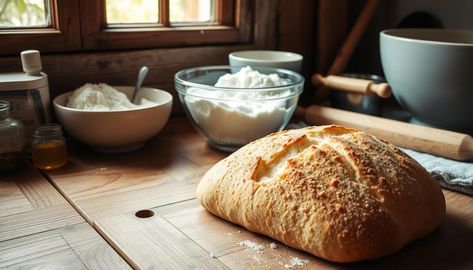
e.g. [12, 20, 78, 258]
[47, 119, 225, 222]
[43, 117, 473, 269]
[96, 214, 226, 269]
[0, 163, 84, 241]
[0, 223, 131, 269]
[160, 199, 330, 269]
[0, 163, 130, 269]
[0, 180, 33, 218]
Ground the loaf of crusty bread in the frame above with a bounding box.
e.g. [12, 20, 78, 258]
[196, 125, 446, 263]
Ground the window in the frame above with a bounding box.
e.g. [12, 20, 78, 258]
[0, 0, 50, 27]
[0, 0, 251, 54]
[105, 0, 215, 25]
[0, 1, 81, 53]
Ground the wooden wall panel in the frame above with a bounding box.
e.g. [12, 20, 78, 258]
[277, 0, 318, 105]
[315, 0, 349, 74]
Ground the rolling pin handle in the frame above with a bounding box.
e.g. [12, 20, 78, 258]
[314, 74, 392, 98]
[312, 73, 326, 87]
[368, 82, 392, 98]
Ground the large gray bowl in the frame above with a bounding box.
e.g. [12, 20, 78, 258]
[380, 29, 473, 132]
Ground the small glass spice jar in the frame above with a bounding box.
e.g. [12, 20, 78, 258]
[0, 100, 26, 171]
[31, 124, 68, 170]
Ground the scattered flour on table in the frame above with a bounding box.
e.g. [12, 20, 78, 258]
[284, 257, 309, 269]
[66, 83, 155, 111]
[251, 254, 261, 263]
[236, 238, 308, 269]
[238, 240, 266, 252]
[185, 66, 294, 145]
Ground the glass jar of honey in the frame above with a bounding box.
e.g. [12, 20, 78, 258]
[31, 124, 68, 170]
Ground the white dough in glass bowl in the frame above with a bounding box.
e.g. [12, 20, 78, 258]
[185, 66, 292, 145]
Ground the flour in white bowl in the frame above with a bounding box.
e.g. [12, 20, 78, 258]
[66, 83, 155, 111]
[185, 66, 296, 146]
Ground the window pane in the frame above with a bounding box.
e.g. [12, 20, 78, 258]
[106, 0, 158, 24]
[0, 0, 49, 27]
[170, 0, 214, 24]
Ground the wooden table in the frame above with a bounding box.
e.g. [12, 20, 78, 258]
[1, 117, 473, 269]
[0, 162, 129, 269]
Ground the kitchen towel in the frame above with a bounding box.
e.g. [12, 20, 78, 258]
[402, 149, 473, 196]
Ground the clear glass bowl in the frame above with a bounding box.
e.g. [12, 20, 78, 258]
[175, 66, 304, 152]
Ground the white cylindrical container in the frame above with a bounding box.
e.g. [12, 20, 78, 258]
[0, 50, 51, 144]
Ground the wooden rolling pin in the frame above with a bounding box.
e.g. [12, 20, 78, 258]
[313, 74, 392, 98]
[302, 105, 473, 161]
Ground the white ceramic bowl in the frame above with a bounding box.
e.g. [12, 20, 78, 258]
[380, 29, 473, 132]
[53, 86, 172, 153]
[175, 66, 304, 152]
[229, 50, 303, 72]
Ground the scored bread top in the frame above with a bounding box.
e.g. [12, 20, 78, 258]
[196, 125, 446, 263]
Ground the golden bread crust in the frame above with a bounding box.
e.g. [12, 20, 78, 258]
[196, 125, 446, 262]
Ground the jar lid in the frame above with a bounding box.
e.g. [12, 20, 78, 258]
[21, 50, 42, 75]
[33, 123, 63, 137]
[0, 73, 48, 91]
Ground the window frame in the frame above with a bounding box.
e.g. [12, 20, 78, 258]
[80, 0, 249, 50]
[0, 0, 251, 55]
[0, 0, 82, 54]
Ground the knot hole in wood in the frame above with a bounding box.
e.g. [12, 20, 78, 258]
[135, 209, 155, 218]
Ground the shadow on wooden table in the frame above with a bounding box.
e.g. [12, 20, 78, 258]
[338, 213, 473, 270]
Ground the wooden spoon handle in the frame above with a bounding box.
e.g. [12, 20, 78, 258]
[313, 74, 392, 98]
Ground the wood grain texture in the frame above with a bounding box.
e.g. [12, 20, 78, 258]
[0, 163, 130, 269]
[0, 204, 83, 242]
[278, 0, 316, 78]
[13, 167, 69, 208]
[160, 199, 328, 269]
[253, 1, 277, 49]
[60, 223, 131, 270]
[47, 118, 226, 222]
[95, 214, 227, 269]
[0, 163, 84, 242]
[0, 180, 33, 218]
[0, 223, 130, 270]
[315, 0, 348, 73]
[162, 199, 245, 258]
[40, 116, 473, 269]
